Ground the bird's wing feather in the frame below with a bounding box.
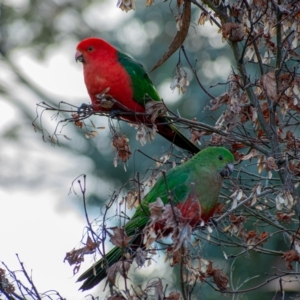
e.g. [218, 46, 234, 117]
[118, 51, 161, 104]
[125, 167, 191, 237]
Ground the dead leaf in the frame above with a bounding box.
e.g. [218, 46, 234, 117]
[211, 269, 229, 290]
[198, 11, 211, 25]
[162, 204, 181, 231]
[107, 261, 131, 285]
[276, 211, 295, 222]
[145, 100, 167, 123]
[257, 231, 269, 244]
[289, 161, 300, 176]
[112, 134, 131, 163]
[166, 291, 180, 300]
[229, 214, 246, 225]
[242, 148, 259, 161]
[125, 190, 139, 209]
[261, 72, 277, 100]
[95, 87, 116, 109]
[143, 226, 158, 249]
[257, 155, 264, 174]
[136, 124, 148, 146]
[205, 261, 228, 289]
[222, 23, 244, 42]
[135, 123, 157, 146]
[64, 236, 100, 275]
[171, 222, 192, 252]
[145, 279, 164, 300]
[170, 64, 190, 94]
[109, 227, 132, 248]
[209, 93, 230, 110]
[0, 268, 15, 294]
[117, 0, 135, 12]
[286, 130, 300, 149]
[146, 0, 154, 6]
[135, 247, 147, 267]
[265, 156, 279, 171]
[166, 245, 184, 266]
[190, 128, 204, 144]
[210, 133, 224, 145]
[282, 250, 300, 270]
[150, 0, 191, 72]
[175, 13, 183, 31]
[149, 197, 165, 223]
[71, 113, 84, 128]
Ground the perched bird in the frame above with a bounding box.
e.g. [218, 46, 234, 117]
[75, 37, 200, 153]
[78, 147, 234, 290]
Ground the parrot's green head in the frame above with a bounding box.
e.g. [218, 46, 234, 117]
[197, 147, 235, 177]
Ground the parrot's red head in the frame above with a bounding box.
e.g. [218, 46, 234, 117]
[75, 37, 116, 64]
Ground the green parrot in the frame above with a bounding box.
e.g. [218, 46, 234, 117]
[77, 147, 234, 290]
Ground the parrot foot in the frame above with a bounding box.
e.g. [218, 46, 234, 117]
[109, 109, 123, 118]
[77, 103, 93, 116]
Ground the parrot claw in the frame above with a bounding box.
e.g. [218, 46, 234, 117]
[109, 109, 123, 118]
[78, 103, 93, 116]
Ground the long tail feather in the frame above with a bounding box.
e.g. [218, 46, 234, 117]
[78, 246, 122, 291]
[155, 117, 200, 154]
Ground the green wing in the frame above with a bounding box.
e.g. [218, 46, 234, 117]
[117, 51, 201, 154]
[125, 167, 191, 237]
[118, 51, 161, 105]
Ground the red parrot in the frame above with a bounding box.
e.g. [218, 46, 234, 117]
[75, 37, 200, 153]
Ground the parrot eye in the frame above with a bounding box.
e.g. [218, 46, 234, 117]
[218, 155, 223, 160]
[87, 46, 94, 52]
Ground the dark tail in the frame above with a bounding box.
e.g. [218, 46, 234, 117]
[119, 113, 200, 153]
[78, 246, 122, 291]
[155, 117, 200, 154]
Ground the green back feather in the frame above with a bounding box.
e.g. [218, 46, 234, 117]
[118, 51, 161, 104]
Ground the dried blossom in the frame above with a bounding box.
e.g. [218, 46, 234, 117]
[221, 23, 244, 42]
[64, 236, 100, 275]
[112, 134, 131, 165]
[275, 191, 295, 210]
[109, 227, 132, 248]
[146, 0, 154, 6]
[136, 124, 156, 146]
[72, 113, 84, 128]
[282, 250, 299, 270]
[107, 261, 131, 285]
[145, 100, 167, 123]
[170, 64, 189, 94]
[117, 0, 135, 12]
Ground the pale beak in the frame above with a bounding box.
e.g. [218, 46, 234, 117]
[220, 163, 234, 177]
[75, 50, 84, 63]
